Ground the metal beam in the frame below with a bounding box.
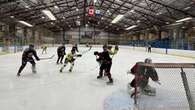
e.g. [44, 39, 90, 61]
[148, 0, 195, 17]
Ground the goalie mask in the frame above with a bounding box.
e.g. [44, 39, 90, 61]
[29, 44, 34, 49]
[145, 58, 152, 63]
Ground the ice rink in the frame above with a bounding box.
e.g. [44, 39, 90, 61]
[0, 46, 194, 110]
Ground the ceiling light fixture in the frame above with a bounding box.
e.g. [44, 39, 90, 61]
[54, 5, 59, 9]
[184, 6, 191, 10]
[126, 25, 137, 30]
[130, 10, 135, 13]
[18, 21, 33, 27]
[111, 14, 124, 23]
[176, 17, 192, 23]
[42, 10, 56, 21]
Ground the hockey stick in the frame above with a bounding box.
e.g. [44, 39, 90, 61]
[155, 81, 161, 85]
[80, 46, 92, 55]
[40, 54, 55, 60]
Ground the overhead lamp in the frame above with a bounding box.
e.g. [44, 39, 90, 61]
[76, 21, 80, 26]
[176, 17, 192, 23]
[184, 7, 191, 10]
[111, 14, 124, 23]
[94, 0, 97, 3]
[76, 8, 79, 11]
[42, 10, 56, 21]
[54, 5, 59, 9]
[25, 5, 30, 9]
[18, 21, 33, 27]
[166, 22, 170, 24]
[130, 10, 135, 13]
[126, 25, 137, 30]
[156, 12, 162, 15]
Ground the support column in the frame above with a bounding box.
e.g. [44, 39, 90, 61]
[8, 23, 16, 52]
[62, 28, 65, 44]
[78, 26, 81, 43]
[93, 25, 95, 44]
[23, 28, 27, 45]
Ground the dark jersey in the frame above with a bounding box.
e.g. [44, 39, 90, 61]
[57, 46, 66, 54]
[72, 46, 79, 52]
[22, 48, 40, 60]
[131, 62, 159, 81]
[97, 51, 112, 64]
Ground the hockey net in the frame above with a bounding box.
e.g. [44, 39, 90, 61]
[133, 63, 195, 110]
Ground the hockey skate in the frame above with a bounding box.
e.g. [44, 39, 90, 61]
[142, 85, 156, 96]
[69, 66, 73, 72]
[60, 66, 65, 73]
[32, 66, 37, 74]
[59, 68, 63, 73]
[106, 79, 113, 85]
[17, 73, 20, 77]
[97, 75, 102, 79]
[69, 69, 72, 72]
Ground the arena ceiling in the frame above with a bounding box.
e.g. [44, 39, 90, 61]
[0, 0, 195, 34]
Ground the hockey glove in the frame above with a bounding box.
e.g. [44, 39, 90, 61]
[77, 54, 82, 57]
[94, 51, 99, 55]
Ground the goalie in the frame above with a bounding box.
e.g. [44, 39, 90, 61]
[128, 58, 160, 97]
[59, 49, 82, 73]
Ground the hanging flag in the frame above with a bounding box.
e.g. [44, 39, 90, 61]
[89, 6, 94, 17]
[95, 9, 101, 16]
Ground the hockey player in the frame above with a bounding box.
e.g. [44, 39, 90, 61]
[94, 45, 118, 76]
[59, 48, 82, 73]
[147, 45, 152, 53]
[94, 45, 115, 84]
[128, 58, 159, 97]
[17, 44, 40, 76]
[41, 44, 47, 54]
[72, 44, 79, 52]
[56, 44, 66, 64]
[108, 45, 119, 58]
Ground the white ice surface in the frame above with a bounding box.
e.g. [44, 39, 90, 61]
[0, 46, 194, 110]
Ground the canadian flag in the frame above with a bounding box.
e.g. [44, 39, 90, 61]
[89, 7, 94, 17]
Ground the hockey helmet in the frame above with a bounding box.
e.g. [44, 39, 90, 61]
[107, 45, 112, 50]
[103, 44, 108, 51]
[71, 48, 76, 53]
[29, 44, 34, 49]
[144, 58, 152, 63]
[115, 45, 119, 50]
